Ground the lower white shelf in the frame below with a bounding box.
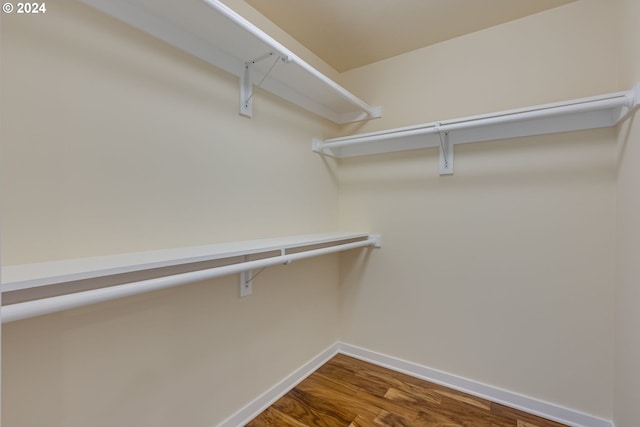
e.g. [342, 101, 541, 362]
[1, 232, 381, 323]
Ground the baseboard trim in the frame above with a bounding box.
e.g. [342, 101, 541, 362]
[216, 341, 613, 427]
[338, 342, 613, 427]
[216, 342, 340, 427]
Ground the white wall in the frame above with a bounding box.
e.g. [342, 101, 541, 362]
[338, 0, 618, 419]
[614, 0, 640, 426]
[0, 1, 341, 426]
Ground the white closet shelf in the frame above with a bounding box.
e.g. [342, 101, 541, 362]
[1, 233, 381, 323]
[313, 85, 639, 174]
[1, 232, 379, 292]
[79, 0, 381, 124]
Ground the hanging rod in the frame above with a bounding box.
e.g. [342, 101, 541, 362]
[200, 0, 380, 119]
[312, 85, 639, 175]
[2, 236, 380, 323]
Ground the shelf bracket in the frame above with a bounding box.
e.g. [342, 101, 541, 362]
[437, 124, 454, 175]
[240, 63, 253, 118]
[239, 269, 253, 297]
[239, 255, 255, 297]
[239, 250, 292, 297]
[239, 52, 288, 118]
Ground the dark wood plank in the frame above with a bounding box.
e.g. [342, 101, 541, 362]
[316, 356, 402, 398]
[349, 414, 379, 427]
[271, 388, 353, 427]
[295, 373, 381, 422]
[412, 407, 465, 427]
[373, 409, 415, 427]
[439, 395, 518, 426]
[393, 369, 494, 411]
[246, 406, 309, 427]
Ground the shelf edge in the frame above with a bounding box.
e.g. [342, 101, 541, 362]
[1, 233, 371, 292]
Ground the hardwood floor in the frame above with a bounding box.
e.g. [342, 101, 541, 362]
[246, 354, 569, 427]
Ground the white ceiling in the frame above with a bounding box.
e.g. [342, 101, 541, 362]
[243, 0, 577, 72]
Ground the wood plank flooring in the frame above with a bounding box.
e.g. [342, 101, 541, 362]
[246, 354, 569, 427]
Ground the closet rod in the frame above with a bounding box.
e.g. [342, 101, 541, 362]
[199, 0, 378, 118]
[322, 90, 635, 149]
[2, 238, 378, 324]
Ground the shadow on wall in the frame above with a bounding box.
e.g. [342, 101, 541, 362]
[337, 127, 616, 193]
[616, 114, 637, 171]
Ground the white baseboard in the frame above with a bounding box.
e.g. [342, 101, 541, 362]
[216, 343, 339, 427]
[338, 342, 613, 427]
[216, 341, 613, 427]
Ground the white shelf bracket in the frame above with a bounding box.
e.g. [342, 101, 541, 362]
[239, 269, 253, 297]
[239, 52, 287, 118]
[239, 255, 254, 297]
[239, 63, 253, 118]
[239, 250, 292, 297]
[437, 124, 454, 175]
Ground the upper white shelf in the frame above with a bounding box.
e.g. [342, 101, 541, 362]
[79, 0, 381, 124]
[1, 232, 375, 292]
[313, 85, 639, 173]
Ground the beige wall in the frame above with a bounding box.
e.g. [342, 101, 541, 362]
[338, 0, 618, 419]
[614, 0, 640, 426]
[1, 1, 341, 426]
[338, 0, 618, 137]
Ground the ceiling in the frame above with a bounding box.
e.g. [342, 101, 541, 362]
[243, 0, 577, 72]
